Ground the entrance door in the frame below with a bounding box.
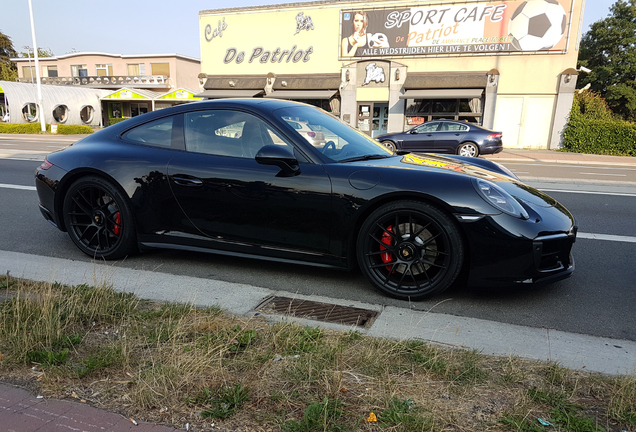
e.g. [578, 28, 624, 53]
[372, 103, 388, 138]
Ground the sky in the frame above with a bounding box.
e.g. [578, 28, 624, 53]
[1, 0, 618, 60]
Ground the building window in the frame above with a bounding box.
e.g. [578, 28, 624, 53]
[52, 105, 68, 123]
[22, 103, 38, 122]
[127, 63, 146, 76]
[130, 103, 148, 117]
[41, 65, 58, 78]
[71, 64, 88, 77]
[151, 63, 170, 77]
[80, 105, 94, 124]
[22, 66, 35, 80]
[405, 97, 483, 126]
[96, 64, 113, 77]
[110, 103, 122, 118]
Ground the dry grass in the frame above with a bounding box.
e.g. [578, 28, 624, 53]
[0, 275, 634, 432]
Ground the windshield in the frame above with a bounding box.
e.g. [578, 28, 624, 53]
[274, 106, 393, 162]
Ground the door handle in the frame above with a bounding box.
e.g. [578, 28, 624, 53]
[172, 176, 203, 186]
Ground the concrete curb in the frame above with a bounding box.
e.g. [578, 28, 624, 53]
[2, 249, 635, 376]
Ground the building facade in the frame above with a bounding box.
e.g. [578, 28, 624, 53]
[7, 53, 201, 126]
[198, 0, 585, 149]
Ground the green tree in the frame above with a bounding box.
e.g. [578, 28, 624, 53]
[577, 0, 636, 121]
[0, 30, 18, 81]
[18, 46, 54, 58]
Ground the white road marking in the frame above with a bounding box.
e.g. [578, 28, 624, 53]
[0, 143, 17, 146]
[0, 183, 36, 191]
[503, 162, 636, 172]
[540, 189, 636, 197]
[579, 172, 627, 177]
[578, 232, 636, 243]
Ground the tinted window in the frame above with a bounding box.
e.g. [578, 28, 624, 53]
[415, 122, 439, 133]
[124, 116, 175, 147]
[441, 123, 469, 132]
[184, 110, 292, 158]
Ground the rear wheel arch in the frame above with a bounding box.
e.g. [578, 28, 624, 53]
[61, 175, 138, 259]
[55, 169, 135, 232]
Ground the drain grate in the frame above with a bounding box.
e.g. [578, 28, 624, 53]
[257, 296, 379, 328]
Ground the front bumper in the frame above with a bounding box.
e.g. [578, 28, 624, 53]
[463, 213, 577, 288]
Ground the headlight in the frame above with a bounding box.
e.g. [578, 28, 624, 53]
[473, 179, 529, 220]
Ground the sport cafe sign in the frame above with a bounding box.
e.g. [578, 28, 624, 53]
[339, 0, 571, 59]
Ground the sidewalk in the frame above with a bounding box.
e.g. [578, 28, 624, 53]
[0, 384, 176, 431]
[0, 132, 90, 143]
[482, 148, 636, 167]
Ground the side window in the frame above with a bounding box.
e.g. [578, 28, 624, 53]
[123, 116, 175, 147]
[442, 123, 469, 132]
[184, 110, 293, 158]
[416, 122, 439, 133]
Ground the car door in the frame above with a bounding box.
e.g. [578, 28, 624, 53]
[400, 122, 440, 151]
[433, 122, 469, 153]
[166, 109, 333, 254]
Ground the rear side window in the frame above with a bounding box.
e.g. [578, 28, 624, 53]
[442, 123, 469, 132]
[123, 116, 177, 147]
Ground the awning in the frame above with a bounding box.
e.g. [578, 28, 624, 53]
[264, 90, 337, 99]
[399, 89, 484, 99]
[195, 89, 264, 98]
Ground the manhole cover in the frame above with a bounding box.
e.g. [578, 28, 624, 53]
[257, 296, 379, 328]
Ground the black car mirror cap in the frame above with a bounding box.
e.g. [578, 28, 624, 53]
[255, 145, 300, 176]
[409, 129, 418, 134]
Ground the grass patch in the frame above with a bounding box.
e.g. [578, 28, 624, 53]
[0, 276, 633, 431]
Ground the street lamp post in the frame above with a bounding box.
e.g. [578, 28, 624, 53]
[28, 0, 46, 133]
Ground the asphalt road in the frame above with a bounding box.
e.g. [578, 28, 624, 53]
[1, 157, 635, 342]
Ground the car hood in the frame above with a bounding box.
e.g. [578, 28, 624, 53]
[346, 153, 563, 210]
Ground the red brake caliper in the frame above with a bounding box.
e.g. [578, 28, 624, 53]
[113, 212, 121, 236]
[380, 225, 394, 270]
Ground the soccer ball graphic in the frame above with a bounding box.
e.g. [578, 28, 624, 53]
[508, 0, 567, 51]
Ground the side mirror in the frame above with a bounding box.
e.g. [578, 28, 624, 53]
[409, 129, 418, 134]
[255, 145, 300, 177]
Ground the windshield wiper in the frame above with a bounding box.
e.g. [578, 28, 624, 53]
[339, 154, 393, 163]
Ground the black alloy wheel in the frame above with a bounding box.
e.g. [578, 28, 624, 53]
[357, 201, 464, 300]
[63, 176, 137, 260]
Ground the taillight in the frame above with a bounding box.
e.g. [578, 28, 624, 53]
[307, 131, 316, 138]
[487, 133, 502, 139]
[39, 159, 53, 170]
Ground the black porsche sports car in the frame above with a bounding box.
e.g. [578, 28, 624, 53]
[35, 99, 576, 300]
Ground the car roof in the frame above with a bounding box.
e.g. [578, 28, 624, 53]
[101, 98, 313, 136]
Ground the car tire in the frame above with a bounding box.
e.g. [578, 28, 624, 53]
[356, 200, 464, 300]
[381, 141, 396, 153]
[458, 142, 479, 157]
[63, 176, 137, 260]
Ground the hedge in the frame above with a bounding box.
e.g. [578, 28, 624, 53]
[56, 124, 94, 134]
[0, 123, 50, 134]
[0, 123, 94, 135]
[562, 118, 636, 157]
